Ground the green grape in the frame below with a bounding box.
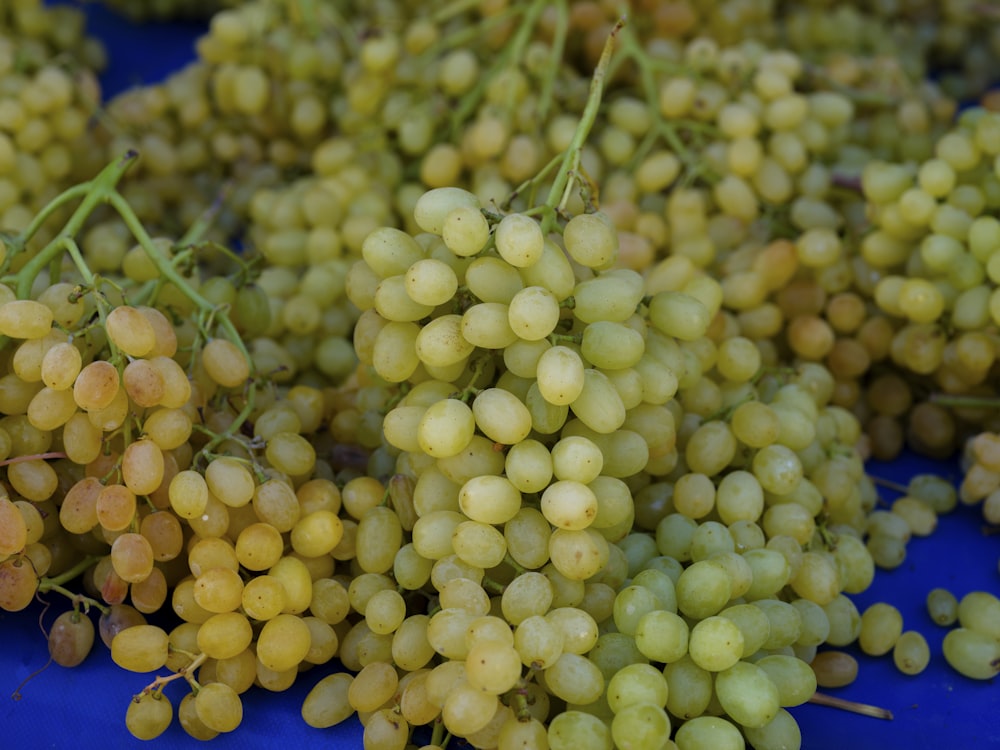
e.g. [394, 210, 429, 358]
[548, 528, 609, 581]
[719, 603, 772, 658]
[417, 398, 475, 458]
[194, 682, 243, 733]
[442, 204, 490, 256]
[547, 710, 613, 750]
[472, 387, 532, 445]
[674, 716, 746, 750]
[541, 480, 599, 531]
[664, 654, 713, 720]
[942, 628, 1000, 680]
[893, 630, 931, 675]
[957, 591, 1000, 639]
[858, 602, 904, 656]
[688, 616, 744, 672]
[741, 708, 802, 750]
[754, 599, 803, 650]
[715, 660, 781, 728]
[573, 270, 645, 324]
[754, 654, 817, 707]
[581, 321, 645, 369]
[648, 291, 710, 341]
[508, 286, 560, 341]
[512, 614, 563, 669]
[413, 188, 480, 235]
[742, 548, 792, 600]
[926, 587, 959, 626]
[415, 315, 474, 367]
[302, 672, 354, 729]
[543, 652, 606, 705]
[111, 624, 169, 672]
[610, 703, 671, 750]
[604, 665, 664, 717]
[495, 213, 544, 268]
[536, 346, 586, 406]
[125, 692, 173, 740]
[676, 560, 732, 619]
[519, 238, 577, 302]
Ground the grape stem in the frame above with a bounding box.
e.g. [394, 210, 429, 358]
[140, 652, 209, 696]
[37, 555, 109, 616]
[536, 17, 624, 235]
[809, 691, 893, 720]
[929, 393, 1000, 409]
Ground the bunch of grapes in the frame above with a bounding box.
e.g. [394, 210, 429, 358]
[2, 1, 1000, 749]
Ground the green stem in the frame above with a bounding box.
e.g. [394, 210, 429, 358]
[448, 0, 549, 136]
[540, 18, 623, 234]
[194, 383, 258, 466]
[38, 554, 101, 589]
[107, 192, 252, 369]
[536, 0, 569, 124]
[14, 151, 138, 299]
[63, 238, 120, 361]
[929, 393, 1000, 409]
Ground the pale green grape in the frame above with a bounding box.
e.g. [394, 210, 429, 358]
[404, 257, 458, 306]
[715, 660, 781, 728]
[674, 716, 745, 750]
[676, 560, 732, 619]
[573, 270, 645, 324]
[957, 591, 1000, 639]
[754, 599, 803, 650]
[634, 609, 688, 663]
[495, 213, 544, 268]
[415, 315, 474, 367]
[508, 286, 560, 341]
[570, 369, 626, 434]
[664, 655, 713, 720]
[742, 708, 802, 750]
[536, 346, 586, 406]
[414, 187, 480, 235]
[581, 321, 645, 370]
[543, 653, 605, 705]
[417, 398, 475, 458]
[719, 603, 772, 658]
[442, 204, 490, 256]
[942, 628, 1000, 679]
[547, 710, 613, 750]
[893, 630, 931, 675]
[648, 291, 710, 341]
[610, 703, 671, 750]
[688, 616, 744, 672]
[858, 602, 903, 656]
[754, 654, 817, 707]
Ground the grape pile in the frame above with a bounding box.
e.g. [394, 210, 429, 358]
[1, 1, 1000, 749]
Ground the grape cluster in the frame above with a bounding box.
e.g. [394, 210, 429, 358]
[1, 1, 999, 749]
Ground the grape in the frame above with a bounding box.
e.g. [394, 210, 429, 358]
[47, 609, 95, 667]
[125, 692, 173, 740]
[111, 624, 169, 672]
[715, 660, 781, 728]
[674, 716, 746, 750]
[548, 710, 613, 750]
[195, 682, 243, 733]
[893, 630, 931, 676]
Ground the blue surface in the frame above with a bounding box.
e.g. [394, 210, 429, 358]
[4, 3, 999, 749]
